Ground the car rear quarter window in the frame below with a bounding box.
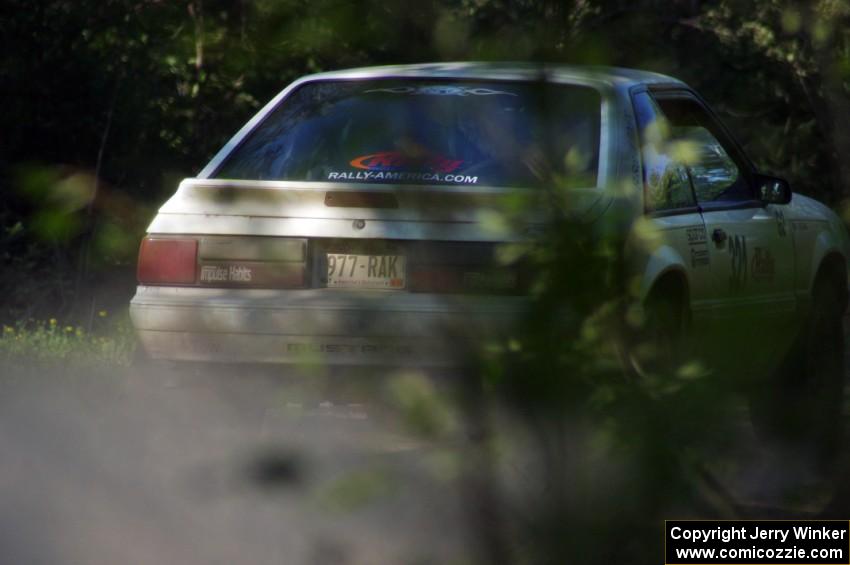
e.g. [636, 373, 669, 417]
[213, 80, 601, 189]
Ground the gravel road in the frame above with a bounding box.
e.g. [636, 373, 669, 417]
[0, 363, 473, 565]
[2, 335, 848, 564]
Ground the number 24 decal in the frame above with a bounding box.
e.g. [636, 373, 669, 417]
[729, 235, 747, 290]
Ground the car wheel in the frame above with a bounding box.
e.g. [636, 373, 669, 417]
[749, 276, 846, 468]
[629, 283, 688, 379]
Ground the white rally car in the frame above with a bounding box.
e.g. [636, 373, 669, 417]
[130, 64, 848, 395]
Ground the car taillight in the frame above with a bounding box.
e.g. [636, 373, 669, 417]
[137, 238, 198, 285]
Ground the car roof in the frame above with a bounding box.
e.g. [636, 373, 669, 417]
[295, 62, 686, 91]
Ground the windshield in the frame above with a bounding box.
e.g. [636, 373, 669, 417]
[213, 79, 601, 188]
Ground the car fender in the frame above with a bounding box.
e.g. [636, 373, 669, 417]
[787, 193, 849, 297]
[804, 228, 848, 295]
[637, 243, 690, 305]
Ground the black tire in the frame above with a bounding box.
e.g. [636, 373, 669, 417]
[629, 283, 688, 379]
[749, 276, 846, 467]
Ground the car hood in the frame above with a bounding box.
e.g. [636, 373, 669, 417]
[147, 178, 610, 242]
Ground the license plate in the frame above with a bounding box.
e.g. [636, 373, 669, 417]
[326, 254, 406, 289]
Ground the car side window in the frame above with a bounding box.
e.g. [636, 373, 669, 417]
[632, 91, 696, 212]
[652, 96, 752, 205]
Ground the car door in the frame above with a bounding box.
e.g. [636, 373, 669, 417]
[649, 90, 796, 364]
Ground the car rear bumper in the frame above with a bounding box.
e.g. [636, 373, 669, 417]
[129, 286, 526, 366]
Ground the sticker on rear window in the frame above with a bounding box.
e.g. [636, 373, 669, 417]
[365, 86, 518, 97]
[327, 170, 479, 184]
[349, 151, 462, 173]
[327, 150, 478, 185]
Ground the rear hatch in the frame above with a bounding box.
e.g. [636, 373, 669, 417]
[139, 76, 608, 293]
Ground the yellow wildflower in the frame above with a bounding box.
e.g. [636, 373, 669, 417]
[98, 310, 108, 318]
[65, 326, 73, 333]
[49, 318, 57, 326]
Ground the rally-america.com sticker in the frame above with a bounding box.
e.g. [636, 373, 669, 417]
[328, 150, 479, 184]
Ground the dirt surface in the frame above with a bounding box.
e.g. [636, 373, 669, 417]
[2, 326, 849, 564]
[0, 364, 473, 565]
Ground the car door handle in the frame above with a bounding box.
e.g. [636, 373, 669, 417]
[711, 228, 727, 244]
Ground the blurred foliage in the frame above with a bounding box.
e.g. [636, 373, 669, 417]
[468, 216, 743, 563]
[317, 466, 398, 513]
[386, 371, 459, 438]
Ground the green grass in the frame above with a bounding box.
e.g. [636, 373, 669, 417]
[0, 311, 135, 368]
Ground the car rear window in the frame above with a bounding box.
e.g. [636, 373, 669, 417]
[213, 80, 601, 188]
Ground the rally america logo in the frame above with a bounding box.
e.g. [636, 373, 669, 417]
[328, 150, 478, 184]
[349, 151, 463, 174]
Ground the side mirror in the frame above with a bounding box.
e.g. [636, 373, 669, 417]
[755, 174, 792, 205]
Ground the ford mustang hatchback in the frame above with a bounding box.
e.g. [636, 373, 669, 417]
[130, 63, 848, 382]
